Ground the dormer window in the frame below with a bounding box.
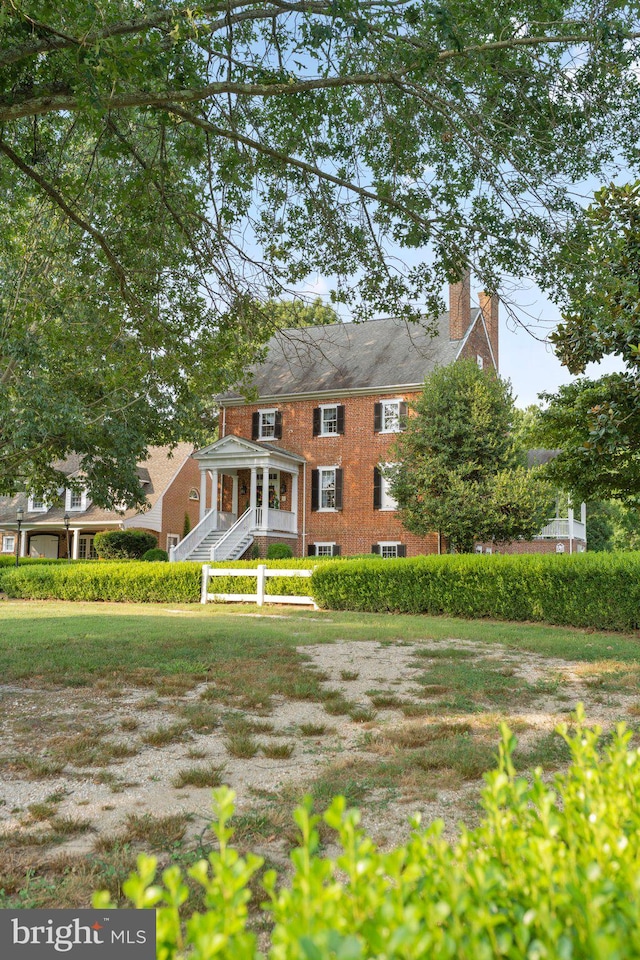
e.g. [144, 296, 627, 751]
[65, 488, 88, 512]
[28, 496, 48, 513]
[252, 409, 283, 441]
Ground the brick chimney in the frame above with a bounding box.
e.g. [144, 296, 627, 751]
[448, 269, 471, 341]
[478, 290, 499, 372]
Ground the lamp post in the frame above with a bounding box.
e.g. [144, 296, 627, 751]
[15, 506, 23, 567]
[64, 513, 70, 562]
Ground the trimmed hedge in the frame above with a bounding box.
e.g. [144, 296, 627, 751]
[95, 713, 640, 958]
[94, 529, 157, 560]
[1, 558, 318, 603]
[141, 548, 169, 562]
[310, 552, 640, 631]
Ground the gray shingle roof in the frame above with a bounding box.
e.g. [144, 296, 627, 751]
[221, 311, 477, 401]
[0, 444, 194, 525]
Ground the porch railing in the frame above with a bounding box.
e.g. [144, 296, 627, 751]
[253, 507, 296, 533]
[536, 518, 587, 541]
[211, 507, 253, 561]
[170, 508, 219, 562]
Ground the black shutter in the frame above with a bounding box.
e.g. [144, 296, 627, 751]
[336, 405, 345, 435]
[307, 544, 316, 556]
[334, 468, 343, 510]
[373, 466, 382, 510]
[397, 544, 407, 558]
[313, 408, 321, 436]
[311, 470, 319, 511]
[251, 412, 260, 440]
[333, 544, 341, 556]
[371, 544, 381, 555]
[274, 410, 283, 439]
[399, 401, 408, 430]
[374, 402, 382, 432]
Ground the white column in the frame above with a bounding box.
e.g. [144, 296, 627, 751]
[199, 468, 207, 520]
[232, 475, 239, 516]
[250, 467, 257, 512]
[19, 529, 27, 557]
[211, 470, 219, 516]
[72, 529, 80, 560]
[568, 505, 574, 555]
[580, 502, 586, 526]
[262, 465, 270, 529]
[291, 471, 299, 528]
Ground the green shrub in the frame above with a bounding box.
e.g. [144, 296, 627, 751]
[1, 558, 318, 603]
[94, 709, 640, 958]
[141, 548, 169, 562]
[266, 543, 294, 559]
[93, 529, 157, 560]
[310, 552, 640, 631]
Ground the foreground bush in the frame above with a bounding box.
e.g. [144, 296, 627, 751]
[94, 710, 640, 958]
[94, 529, 158, 559]
[311, 552, 640, 631]
[141, 548, 169, 562]
[1, 559, 317, 602]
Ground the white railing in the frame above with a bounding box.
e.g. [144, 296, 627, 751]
[536, 518, 586, 541]
[170, 509, 219, 562]
[201, 563, 317, 608]
[267, 508, 297, 533]
[251, 507, 297, 533]
[210, 507, 253, 561]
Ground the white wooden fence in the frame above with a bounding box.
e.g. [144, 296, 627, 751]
[201, 564, 317, 608]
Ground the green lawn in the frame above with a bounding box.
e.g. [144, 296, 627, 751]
[1, 600, 639, 687]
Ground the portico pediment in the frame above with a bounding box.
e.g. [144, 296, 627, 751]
[193, 435, 304, 473]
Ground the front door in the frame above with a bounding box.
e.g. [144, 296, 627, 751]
[257, 470, 280, 509]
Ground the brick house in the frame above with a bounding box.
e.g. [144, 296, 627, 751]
[172, 278, 585, 562]
[0, 444, 201, 560]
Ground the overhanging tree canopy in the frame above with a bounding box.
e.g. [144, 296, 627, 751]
[2, 1, 640, 503]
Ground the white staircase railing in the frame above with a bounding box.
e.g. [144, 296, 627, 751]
[211, 507, 254, 561]
[169, 509, 219, 562]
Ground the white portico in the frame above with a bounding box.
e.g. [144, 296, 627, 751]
[170, 436, 305, 562]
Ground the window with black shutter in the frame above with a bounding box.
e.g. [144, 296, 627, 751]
[274, 410, 283, 439]
[334, 468, 343, 510]
[333, 545, 341, 556]
[373, 467, 382, 510]
[311, 469, 319, 511]
[312, 408, 321, 436]
[397, 545, 407, 557]
[371, 544, 381, 555]
[374, 402, 382, 432]
[307, 544, 316, 556]
[336, 405, 345, 435]
[251, 412, 260, 440]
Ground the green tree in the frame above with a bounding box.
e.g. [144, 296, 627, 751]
[538, 182, 640, 501]
[2, 3, 640, 502]
[390, 361, 553, 552]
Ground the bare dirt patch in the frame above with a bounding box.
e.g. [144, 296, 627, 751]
[1, 636, 638, 903]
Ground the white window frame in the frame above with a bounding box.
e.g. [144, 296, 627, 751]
[314, 542, 337, 557]
[188, 489, 199, 501]
[379, 463, 398, 511]
[65, 488, 87, 512]
[380, 399, 403, 434]
[319, 404, 339, 436]
[318, 465, 337, 511]
[27, 496, 48, 513]
[258, 408, 277, 440]
[166, 533, 180, 551]
[378, 541, 401, 559]
[2, 534, 16, 554]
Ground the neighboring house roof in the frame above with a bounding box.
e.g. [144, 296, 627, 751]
[220, 310, 480, 402]
[0, 443, 194, 526]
